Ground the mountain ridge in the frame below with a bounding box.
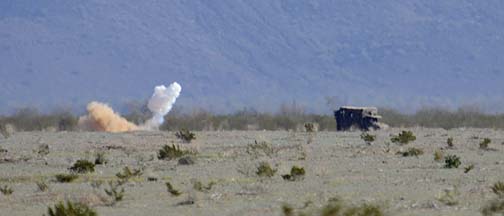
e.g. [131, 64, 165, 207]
[1, 0, 504, 114]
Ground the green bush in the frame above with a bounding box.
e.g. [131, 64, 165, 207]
[481, 199, 504, 216]
[390, 131, 416, 145]
[434, 150, 444, 162]
[0, 124, 9, 138]
[447, 137, 454, 148]
[0, 185, 13, 195]
[360, 133, 376, 144]
[46, 201, 97, 216]
[116, 167, 142, 183]
[464, 164, 475, 173]
[246, 140, 276, 158]
[400, 148, 424, 157]
[158, 144, 192, 160]
[304, 123, 316, 132]
[36, 181, 49, 192]
[193, 180, 216, 192]
[282, 166, 305, 181]
[480, 138, 491, 150]
[69, 160, 95, 174]
[282, 198, 385, 216]
[444, 155, 461, 168]
[175, 128, 196, 143]
[55, 174, 79, 183]
[165, 182, 181, 196]
[491, 181, 504, 198]
[481, 181, 504, 216]
[94, 152, 107, 165]
[256, 162, 277, 178]
[104, 181, 125, 205]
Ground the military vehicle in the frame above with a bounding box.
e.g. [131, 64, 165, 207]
[334, 106, 382, 131]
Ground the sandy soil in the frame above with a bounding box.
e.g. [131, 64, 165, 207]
[0, 128, 503, 216]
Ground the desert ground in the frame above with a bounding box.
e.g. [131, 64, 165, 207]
[0, 128, 503, 216]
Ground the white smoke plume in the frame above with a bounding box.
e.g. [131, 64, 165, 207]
[78, 82, 182, 132]
[141, 82, 182, 130]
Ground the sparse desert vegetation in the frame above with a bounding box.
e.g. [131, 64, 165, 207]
[480, 138, 492, 150]
[5, 106, 504, 132]
[54, 173, 79, 183]
[398, 147, 424, 157]
[282, 166, 306, 181]
[69, 160, 95, 174]
[360, 132, 376, 145]
[282, 197, 385, 216]
[157, 144, 193, 160]
[444, 154, 462, 169]
[165, 182, 182, 196]
[481, 181, 504, 216]
[390, 131, 416, 145]
[0, 129, 502, 215]
[104, 181, 125, 205]
[46, 201, 97, 216]
[256, 162, 277, 178]
[175, 128, 196, 143]
[0, 185, 13, 195]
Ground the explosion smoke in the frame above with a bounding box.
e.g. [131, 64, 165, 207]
[142, 82, 182, 130]
[78, 102, 138, 132]
[78, 82, 182, 132]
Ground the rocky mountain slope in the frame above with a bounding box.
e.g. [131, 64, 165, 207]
[1, 0, 504, 113]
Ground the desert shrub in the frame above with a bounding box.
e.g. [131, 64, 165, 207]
[0, 124, 9, 138]
[390, 131, 416, 145]
[444, 155, 461, 168]
[246, 140, 276, 158]
[399, 148, 424, 157]
[256, 162, 277, 178]
[104, 181, 125, 205]
[158, 144, 192, 160]
[282, 204, 295, 216]
[193, 180, 215, 192]
[282, 166, 305, 181]
[178, 156, 195, 165]
[69, 160, 95, 174]
[437, 187, 459, 206]
[481, 199, 504, 216]
[46, 201, 97, 216]
[282, 198, 385, 216]
[304, 123, 315, 132]
[360, 133, 376, 144]
[481, 181, 504, 216]
[159, 105, 335, 131]
[447, 137, 454, 148]
[37, 144, 50, 157]
[491, 182, 504, 198]
[175, 128, 196, 143]
[116, 167, 142, 183]
[480, 138, 492, 150]
[1, 108, 78, 132]
[94, 152, 107, 165]
[434, 150, 444, 162]
[55, 174, 79, 183]
[176, 198, 195, 206]
[165, 182, 181, 196]
[36, 181, 49, 192]
[0, 185, 13, 195]
[381, 107, 504, 129]
[464, 164, 475, 173]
